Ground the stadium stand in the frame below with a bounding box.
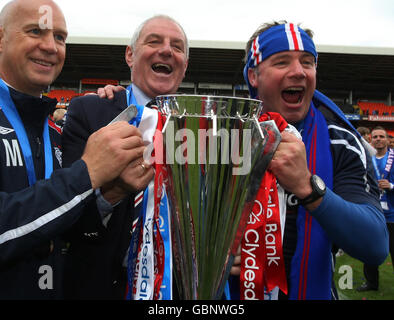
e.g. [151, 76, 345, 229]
[44, 40, 393, 133]
[80, 78, 119, 86]
[45, 79, 120, 107]
[46, 89, 78, 102]
[358, 102, 394, 116]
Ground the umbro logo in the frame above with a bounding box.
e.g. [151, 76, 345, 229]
[83, 232, 99, 238]
[0, 126, 15, 135]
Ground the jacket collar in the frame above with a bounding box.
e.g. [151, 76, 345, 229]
[9, 87, 58, 127]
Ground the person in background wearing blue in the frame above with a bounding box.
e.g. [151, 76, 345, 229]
[389, 134, 394, 150]
[230, 20, 388, 300]
[357, 126, 394, 291]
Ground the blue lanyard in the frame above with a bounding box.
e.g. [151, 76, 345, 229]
[372, 152, 389, 180]
[0, 79, 53, 186]
[126, 85, 144, 127]
[125, 86, 172, 299]
[126, 85, 138, 107]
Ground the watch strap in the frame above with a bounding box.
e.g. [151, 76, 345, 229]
[299, 192, 323, 206]
[299, 175, 326, 206]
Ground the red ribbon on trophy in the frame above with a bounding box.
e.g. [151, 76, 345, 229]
[240, 112, 288, 300]
[152, 111, 166, 300]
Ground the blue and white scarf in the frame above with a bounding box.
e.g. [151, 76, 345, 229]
[124, 85, 172, 300]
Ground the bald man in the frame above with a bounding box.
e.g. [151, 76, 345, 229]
[0, 0, 147, 299]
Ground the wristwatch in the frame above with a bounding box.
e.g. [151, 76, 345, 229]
[298, 175, 326, 206]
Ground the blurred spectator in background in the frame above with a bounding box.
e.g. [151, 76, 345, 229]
[357, 126, 394, 291]
[53, 108, 67, 128]
[357, 126, 376, 155]
[357, 126, 371, 143]
[389, 134, 394, 150]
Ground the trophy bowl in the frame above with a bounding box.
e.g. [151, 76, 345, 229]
[154, 95, 281, 299]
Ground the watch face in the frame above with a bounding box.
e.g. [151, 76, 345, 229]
[299, 175, 326, 205]
[314, 175, 326, 191]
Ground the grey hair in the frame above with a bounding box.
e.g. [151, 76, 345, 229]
[0, 0, 16, 28]
[130, 14, 189, 59]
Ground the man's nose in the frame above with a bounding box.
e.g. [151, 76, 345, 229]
[39, 32, 58, 54]
[158, 39, 173, 56]
[288, 60, 306, 78]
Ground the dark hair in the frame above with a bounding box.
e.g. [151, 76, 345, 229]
[372, 126, 386, 132]
[357, 126, 370, 136]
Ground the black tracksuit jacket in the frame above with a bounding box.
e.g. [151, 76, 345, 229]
[0, 86, 94, 299]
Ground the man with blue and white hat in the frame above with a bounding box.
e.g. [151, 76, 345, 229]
[233, 21, 389, 300]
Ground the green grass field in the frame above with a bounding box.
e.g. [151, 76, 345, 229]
[333, 252, 394, 300]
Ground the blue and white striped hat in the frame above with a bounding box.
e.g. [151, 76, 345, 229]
[244, 23, 318, 99]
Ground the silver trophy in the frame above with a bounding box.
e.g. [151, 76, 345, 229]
[154, 95, 281, 299]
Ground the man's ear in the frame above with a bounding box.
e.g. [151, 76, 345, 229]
[125, 45, 133, 69]
[182, 59, 189, 79]
[0, 28, 4, 53]
[247, 68, 258, 88]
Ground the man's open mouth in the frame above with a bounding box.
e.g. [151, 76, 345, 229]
[152, 63, 172, 74]
[281, 87, 305, 104]
[32, 59, 54, 67]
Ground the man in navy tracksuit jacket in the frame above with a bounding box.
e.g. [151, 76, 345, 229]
[0, 0, 146, 299]
[0, 86, 94, 298]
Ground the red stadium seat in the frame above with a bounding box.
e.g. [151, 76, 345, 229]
[47, 89, 78, 104]
[357, 102, 393, 116]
